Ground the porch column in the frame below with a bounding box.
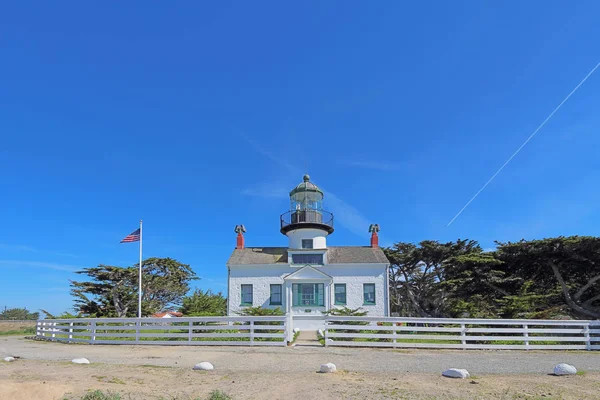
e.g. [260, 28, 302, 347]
[285, 281, 292, 314]
[325, 282, 331, 312]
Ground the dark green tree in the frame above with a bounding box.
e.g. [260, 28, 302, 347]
[40, 309, 80, 319]
[0, 307, 39, 320]
[180, 289, 227, 316]
[70, 257, 197, 317]
[496, 236, 600, 319]
[442, 252, 511, 318]
[385, 239, 481, 317]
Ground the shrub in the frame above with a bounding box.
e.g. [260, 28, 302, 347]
[237, 306, 284, 316]
[325, 306, 371, 340]
[325, 306, 368, 317]
[206, 390, 233, 400]
[180, 289, 227, 316]
[81, 390, 121, 400]
[237, 306, 284, 341]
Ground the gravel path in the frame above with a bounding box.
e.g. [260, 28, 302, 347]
[2, 336, 598, 374]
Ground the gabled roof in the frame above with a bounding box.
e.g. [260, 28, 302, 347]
[285, 265, 332, 280]
[227, 247, 289, 265]
[227, 246, 388, 265]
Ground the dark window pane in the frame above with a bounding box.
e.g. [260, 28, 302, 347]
[270, 284, 282, 305]
[301, 239, 313, 249]
[334, 284, 346, 305]
[291, 253, 323, 265]
[241, 284, 253, 305]
[293, 283, 324, 306]
[363, 283, 375, 305]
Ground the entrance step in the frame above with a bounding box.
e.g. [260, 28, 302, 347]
[294, 330, 322, 347]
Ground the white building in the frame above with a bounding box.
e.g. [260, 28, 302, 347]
[226, 175, 390, 330]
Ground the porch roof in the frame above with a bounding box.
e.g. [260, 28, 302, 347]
[284, 265, 332, 280]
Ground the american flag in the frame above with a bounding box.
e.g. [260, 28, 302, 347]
[120, 228, 141, 243]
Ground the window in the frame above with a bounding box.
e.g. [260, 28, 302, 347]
[241, 284, 253, 306]
[270, 284, 282, 305]
[363, 283, 376, 305]
[334, 284, 346, 305]
[291, 253, 323, 265]
[292, 283, 324, 306]
[301, 239, 313, 249]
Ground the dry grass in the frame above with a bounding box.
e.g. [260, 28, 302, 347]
[0, 321, 36, 336]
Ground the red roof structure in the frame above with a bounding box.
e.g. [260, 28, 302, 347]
[151, 311, 183, 318]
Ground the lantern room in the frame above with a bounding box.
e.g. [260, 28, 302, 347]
[280, 175, 334, 239]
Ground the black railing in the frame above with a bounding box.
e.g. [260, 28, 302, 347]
[280, 210, 334, 230]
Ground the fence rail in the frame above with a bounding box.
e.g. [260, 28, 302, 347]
[36, 316, 287, 346]
[324, 316, 600, 351]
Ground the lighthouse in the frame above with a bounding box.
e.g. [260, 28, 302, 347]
[227, 174, 390, 331]
[279, 174, 334, 251]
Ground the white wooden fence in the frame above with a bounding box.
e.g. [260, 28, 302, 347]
[324, 316, 600, 350]
[36, 316, 287, 346]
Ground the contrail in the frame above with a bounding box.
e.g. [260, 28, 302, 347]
[447, 61, 600, 227]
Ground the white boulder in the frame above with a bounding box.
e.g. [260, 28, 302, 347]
[317, 329, 324, 337]
[293, 328, 300, 333]
[320, 363, 337, 373]
[554, 363, 577, 376]
[442, 368, 470, 379]
[193, 362, 214, 371]
[71, 358, 90, 364]
[4, 357, 15, 362]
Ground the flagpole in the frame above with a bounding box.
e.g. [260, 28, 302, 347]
[138, 219, 143, 319]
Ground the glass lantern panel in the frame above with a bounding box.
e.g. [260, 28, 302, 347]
[291, 194, 323, 211]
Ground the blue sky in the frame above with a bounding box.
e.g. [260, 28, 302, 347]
[1, 2, 599, 314]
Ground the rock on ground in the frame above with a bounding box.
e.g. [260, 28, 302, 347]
[554, 363, 577, 376]
[4, 357, 15, 362]
[320, 363, 337, 373]
[442, 368, 470, 379]
[193, 362, 214, 371]
[71, 358, 90, 364]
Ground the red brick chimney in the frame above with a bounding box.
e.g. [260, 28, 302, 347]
[369, 224, 380, 248]
[370, 231, 379, 248]
[235, 225, 246, 249]
[236, 232, 244, 249]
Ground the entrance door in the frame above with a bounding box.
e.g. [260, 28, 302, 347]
[292, 283, 324, 307]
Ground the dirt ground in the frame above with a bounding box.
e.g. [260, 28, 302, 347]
[2, 360, 600, 400]
[1, 336, 600, 399]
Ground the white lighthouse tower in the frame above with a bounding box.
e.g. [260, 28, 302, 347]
[279, 174, 334, 251]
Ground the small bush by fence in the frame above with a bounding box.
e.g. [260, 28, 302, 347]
[324, 316, 600, 350]
[36, 316, 287, 346]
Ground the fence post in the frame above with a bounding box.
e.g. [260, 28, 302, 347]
[460, 323, 466, 349]
[250, 320, 254, 346]
[282, 316, 287, 346]
[51, 322, 56, 338]
[523, 324, 529, 350]
[135, 320, 140, 344]
[188, 321, 193, 343]
[392, 322, 397, 349]
[286, 313, 293, 343]
[91, 321, 97, 343]
[584, 322, 591, 351]
[36, 321, 41, 337]
[69, 322, 74, 341]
